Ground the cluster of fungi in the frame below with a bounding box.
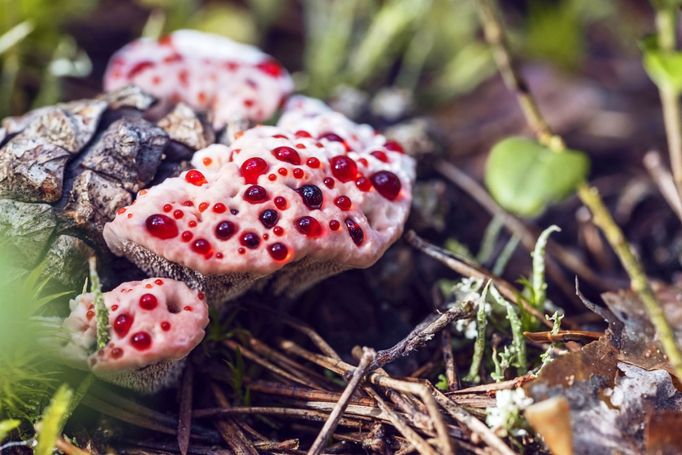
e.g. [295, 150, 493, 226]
[53, 31, 414, 392]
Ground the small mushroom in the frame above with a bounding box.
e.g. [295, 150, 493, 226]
[60, 278, 208, 393]
[103, 30, 293, 129]
[103, 97, 416, 302]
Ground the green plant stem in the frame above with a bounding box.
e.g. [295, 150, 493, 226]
[655, 7, 682, 199]
[476, 0, 682, 378]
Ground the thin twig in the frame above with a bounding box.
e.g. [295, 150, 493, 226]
[405, 230, 552, 328]
[477, 0, 682, 378]
[177, 363, 194, 455]
[211, 383, 259, 455]
[643, 150, 682, 222]
[428, 383, 515, 455]
[308, 348, 375, 455]
[523, 330, 603, 343]
[435, 159, 614, 291]
[370, 300, 474, 370]
[224, 339, 319, 388]
[441, 330, 459, 392]
[194, 406, 369, 427]
[654, 6, 682, 198]
[283, 341, 454, 454]
[363, 387, 439, 455]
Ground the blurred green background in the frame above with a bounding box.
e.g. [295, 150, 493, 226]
[0, 0, 649, 119]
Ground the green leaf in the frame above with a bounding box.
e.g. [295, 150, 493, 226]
[35, 385, 73, 455]
[642, 35, 682, 93]
[485, 137, 590, 217]
[0, 419, 20, 442]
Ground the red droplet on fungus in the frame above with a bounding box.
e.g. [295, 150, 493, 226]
[370, 171, 402, 200]
[191, 238, 212, 255]
[329, 156, 358, 182]
[240, 157, 269, 184]
[345, 218, 364, 246]
[274, 196, 288, 210]
[243, 185, 269, 204]
[268, 242, 289, 261]
[384, 140, 404, 153]
[185, 169, 207, 186]
[139, 293, 158, 310]
[297, 185, 323, 209]
[295, 216, 323, 237]
[272, 146, 301, 165]
[334, 196, 352, 211]
[130, 331, 152, 351]
[240, 231, 261, 249]
[355, 176, 372, 192]
[114, 313, 134, 337]
[215, 220, 237, 240]
[257, 59, 283, 77]
[146, 214, 179, 239]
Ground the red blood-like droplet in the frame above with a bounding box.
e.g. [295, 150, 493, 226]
[355, 176, 372, 192]
[139, 293, 158, 310]
[130, 331, 152, 351]
[86, 310, 95, 320]
[181, 231, 193, 242]
[215, 220, 237, 240]
[334, 196, 352, 211]
[329, 220, 340, 231]
[295, 130, 312, 138]
[173, 210, 184, 219]
[155, 279, 164, 285]
[371, 151, 389, 162]
[259, 209, 279, 228]
[257, 59, 283, 77]
[329, 156, 358, 182]
[111, 347, 124, 359]
[323, 177, 335, 189]
[293, 168, 304, 179]
[114, 314, 134, 337]
[240, 231, 261, 249]
[384, 140, 404, 153]
[319, 132, 344, 143]
[191, 238, 211, 254]
[297, 185, 323, 210]
[161, 321, 171, 331]
[185, 169, 207, 186]
[268, 242, 289, 261]
[272, 146, 301, 165]
[370, 171, 401, 200]
[163, 204, 172, 212]
[274, 196, 287, 210]
[240, 157, 269, 184]
[273, 226, 284, 236]
[277, 167, 288, 176]
[295, 216, 323, 237]
[306, 157, 320, 168]
[345, 218, 364, 246]
[213, 202, 226, 213]
[243, 185, 269, 204]
[146, 214, 178, 239]
[199, 202, 209, 212]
